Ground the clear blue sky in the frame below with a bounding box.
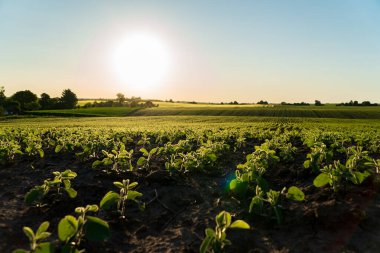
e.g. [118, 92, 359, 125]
[0, 0, 379, 103]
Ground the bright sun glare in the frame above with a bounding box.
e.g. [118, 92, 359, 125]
[112, 32, 172, 91]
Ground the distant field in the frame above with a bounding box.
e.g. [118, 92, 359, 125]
[24, 102, 380, 119]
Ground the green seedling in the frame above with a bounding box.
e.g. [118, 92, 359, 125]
[314, 160, 371, 192]
[58, 205, 110, 252]
[303, 142, 333, 172]
[92, 143, 134, 173]
[200, 211, 250, 253]
[25, 169, 77, 206]
[249, 186, 304, 225]
[100, 179, 144, 218]
[13, 221, 54, 253]
[137, 147, 158, 169]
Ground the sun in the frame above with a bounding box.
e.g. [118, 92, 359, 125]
[112, 31, 172, 91]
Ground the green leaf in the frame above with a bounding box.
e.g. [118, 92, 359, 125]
[230, 220, 250, 229]
[229, 179, 237, 191]
[36, 232, 51, 240]
[86, 204, 99, 212]
[137, 156, 146, 166]
[38, 149, 45, 158]
[58, 215, 78, 242]
[140, 148, 148, 156]
[35, 242, 55, 253]
[100, 191, 119, 210]
[127, 190, 143, 200]
[205, 228, 215, 237]
[55, 145, 62, 153]
[216, 211, 231, 228]
[92, 160, 102, 168]
[36, 221, 50, 236]
[84, 216, 110, 241]
[313, 173, 330, 188]
[113, 181, 123, 188]
[12, 250, 28, 253]
[128, 182, 138, 189]
[286, 186, 305, 201]
[23, 226, 35, 241]
[249, 196, 263, 214]
[65, 188, 77, 198]
[199, 236, 212, 253]
[25, 187, 44, 205]
[303, 160, 310, 168]
[350, 171, 370, 185]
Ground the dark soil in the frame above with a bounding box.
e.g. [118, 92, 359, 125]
[1, 148, 380, 253]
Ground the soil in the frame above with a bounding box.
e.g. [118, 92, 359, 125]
[1, 146, 380, 253]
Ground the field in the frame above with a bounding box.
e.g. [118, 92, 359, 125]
[1, 115, 380, 252]
[26, 102, 380, 119]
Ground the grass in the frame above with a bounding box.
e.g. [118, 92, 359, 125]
[23, 102, 380, 119]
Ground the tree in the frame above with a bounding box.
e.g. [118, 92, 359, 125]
[257, 100, 268, 105]
[60, 89, 78, 109]
[39, 93, 52, 109]
[315, 100, 323, 106]
[116, 93, 126, 104]
[11, 90, 38, 111]
[0, 86, 6, 106]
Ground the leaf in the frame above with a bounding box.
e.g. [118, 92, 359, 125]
[65, 188, 77, 198]
[230, 220, 250, 229]
[55, 145, 62, 153]
[84, 216, 110, 241]
[199, 236, 213, 253]
[23, 226, 35, 241]
[207, 153, 217, 162]
[36, 232, 51, 240]
[100, 191, 119, 210]
[140, 148, 148, 156]
[25, 187, 44, 205]
[36, 221, 50, 236]
[313, 173, 330, 188]
[216, 211, 231, 228]
[35, 242, 55, 253]
[303, 160, 310, 168]
[249, 196, 263, 214]
[127, 190, 143, 200]
[350, 171, 370, 185]
[205, 228, 215, 237]
[38, 149, 45, 158]
[58, 215, 78, 242]
[128, 182, 138, 189]
[92, 160, 102, 168]
[286, 186, 305, 201]
[12, 250, 28, 253]
[137, 156, 146, 166]
[86, 204, 99, 212]
[113, 181, 124, 188]
[229, 179, 237, 191]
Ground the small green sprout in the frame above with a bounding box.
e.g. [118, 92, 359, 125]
[200, 211, 250, 253]
[100, 179, 144, 218]
[25, 169, 77, 206]
[58, 205, 110, 252]
[13, 221, 54, 253]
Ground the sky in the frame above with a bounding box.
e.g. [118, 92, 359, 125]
[0, 0, 379, 103]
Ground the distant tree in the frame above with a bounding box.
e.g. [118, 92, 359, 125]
[281, 102, 288, 105]
[233, 101, 238, 105]
[11, 90, 38, 111]
[0, 86, 6, 106]
[169, 99, 174, 103]
[353, 100, 359, 106]
[315, 100, 323, 106]
[3, 100, 21, 114]
[362, 101, 371, 106]
[39, 93, 52, 109]
[60, 89, 78, 109]
[144, 101, 155, 108]
[116, 93, 126, 104]
[257, 100, 268, 105]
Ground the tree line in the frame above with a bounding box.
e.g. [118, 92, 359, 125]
[0, 87, 78, 115]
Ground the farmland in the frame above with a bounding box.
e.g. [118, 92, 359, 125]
[1, 115, 380, 252]
[25, 102, 380, 119]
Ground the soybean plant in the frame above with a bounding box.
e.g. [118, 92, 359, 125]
[200, 211, 250, 253]
[13, 221, 54, 253]
[100, 179, 144, 218]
